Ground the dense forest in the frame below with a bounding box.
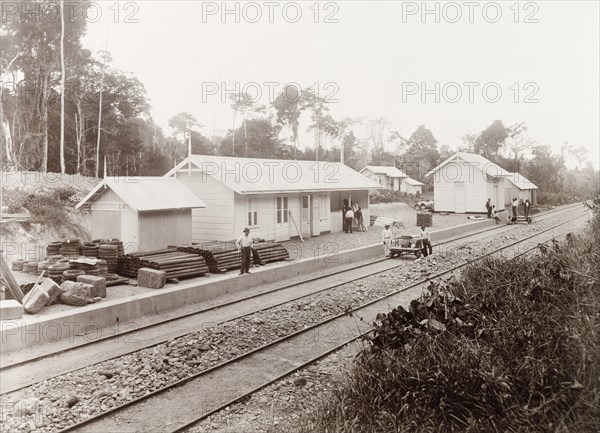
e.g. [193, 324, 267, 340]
[1, 0, 597, 204]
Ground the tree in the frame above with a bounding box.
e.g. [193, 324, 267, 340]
[220, 118, 284, 158]
[475, 120, 508, 158]
[570, 146, 589, 170]
[1, 0, 86, 172]
[403, 125, 440, 179]
[529, 145, 566, 194]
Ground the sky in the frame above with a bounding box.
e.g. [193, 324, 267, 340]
[82, 1, 599, 169]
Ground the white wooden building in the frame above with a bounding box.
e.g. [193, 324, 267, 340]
[425, 153, 538, 213]
[402, 177, 425, 195]
[165, 155, 381, 242]
[76, 177, 206, 251]
[360, 165, 424, 194]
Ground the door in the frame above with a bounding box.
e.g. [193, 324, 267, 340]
[312, 194, 320, 236]
[455, 182, 466, 213]
[301, 194, 311, 238]
[275, 196, 289, 241]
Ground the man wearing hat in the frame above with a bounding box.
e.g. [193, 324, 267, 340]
[236, 227, 254, 275]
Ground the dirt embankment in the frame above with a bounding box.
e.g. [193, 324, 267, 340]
[1, 171, 97, 258]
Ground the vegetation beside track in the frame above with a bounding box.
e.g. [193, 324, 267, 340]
[303, 199, 599, 433]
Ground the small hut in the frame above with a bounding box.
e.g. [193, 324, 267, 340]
[76, 177, 206, 251]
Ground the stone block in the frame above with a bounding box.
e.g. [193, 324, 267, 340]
[0, 299, 24, 320]
[76, 275, 107, 298]
[23, 286, 50, 314]
[39, 278, 61, 305]
[59, 281, 94, 306]
[137, 268, 166, 289]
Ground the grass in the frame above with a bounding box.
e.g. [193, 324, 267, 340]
[302, 199, 599, 433]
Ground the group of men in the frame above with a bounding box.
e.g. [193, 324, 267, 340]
[381, 224, 432, 258]
[342, 200, 368, 233]
[486, 198, 531, 224]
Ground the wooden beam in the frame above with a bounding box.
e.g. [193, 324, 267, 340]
[288, 211, 303, 242]
[0, 253, 24, 303]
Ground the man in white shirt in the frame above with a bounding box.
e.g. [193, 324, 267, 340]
[345, 207, 355, 234]
[419, 226, 432, 257]
[235, 227, 254, 275]
[382, 224, 392, 256]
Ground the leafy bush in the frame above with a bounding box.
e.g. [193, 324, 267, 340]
[21, 194, 69, 224]
[304, 201, 599, 433]
[370, 190, 417, 205]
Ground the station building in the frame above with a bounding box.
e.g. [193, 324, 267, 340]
[425, 152, 538, 213]
[164, 155, 381, 242]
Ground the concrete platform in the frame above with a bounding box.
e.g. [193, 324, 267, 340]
[1, 218, 498, 352]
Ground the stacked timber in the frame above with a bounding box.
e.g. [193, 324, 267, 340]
[117, 247, 209, 280]
[177, 244, 251, 273]
[60, 239, 81, 258]
[46, 241, 62, 256]
[11, 260, 25, 272]
[81, 242, 99, 257]
[178, 241, 289, 272]
[23, 261, 40, 275]
[253, 242, 290, 264]
[48, 263, 71, 283]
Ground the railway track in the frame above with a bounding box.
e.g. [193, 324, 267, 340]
[0, 202, 584, 396]
[51, 205, 589, 433]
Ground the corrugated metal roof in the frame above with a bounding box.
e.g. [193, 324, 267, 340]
[166, 155, 382, 194]
[502, 173, 538, 190]
[76, 177, 207, 211]
[405, 177, 425, 186]
[361, 165, 408, 178]
[425, 152, 509, 178]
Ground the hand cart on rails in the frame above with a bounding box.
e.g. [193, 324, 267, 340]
[508, 215, 532, 225]
[389, 236, 422, 259]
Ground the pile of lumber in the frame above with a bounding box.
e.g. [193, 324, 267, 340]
[177, 243, 254, 273]
[178, 241, 289, 273]
[370, 216, 405, 228]
[253, 242, 290, 264]
[117, 247, 209, 280]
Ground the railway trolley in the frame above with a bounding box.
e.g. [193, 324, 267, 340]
[389, 236, 422, 259]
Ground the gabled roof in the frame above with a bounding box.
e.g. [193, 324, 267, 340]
[360, 165, 408, 178]
[76, 177, 206, 211]
[165, 155, 382, 194]
[425, 152, 509, 178]
[502, 173, 538, 190]
[405, 177, 425, 186]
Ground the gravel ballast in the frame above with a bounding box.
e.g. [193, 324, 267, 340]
[0, 214, 586, 433]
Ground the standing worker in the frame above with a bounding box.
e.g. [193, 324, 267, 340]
[382, 224, 392, 257]
[419, 226, 432, 257]
[524, 199, 531, 220]
[345, 206, 355, 234]
[235, 227, 254, 275]
[511, 197, 519, 221]
[485, 198, 492, 218]
[356, 206, 368, 232]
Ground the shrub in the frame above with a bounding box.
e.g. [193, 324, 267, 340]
[370, 190, 416, 205]
[304, 201, 599, 433]
[21, 194, 69, 224]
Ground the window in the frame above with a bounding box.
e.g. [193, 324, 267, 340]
[247, 199, 258, 226]
[379, 179, 382, 184]
[276, 197, 288, 224]
[319, 194, 328, 220]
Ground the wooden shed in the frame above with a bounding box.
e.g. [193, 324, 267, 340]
[76, 177, 206, 252]
[360, 165, 424, 194]
[165, 155, 381, 243]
